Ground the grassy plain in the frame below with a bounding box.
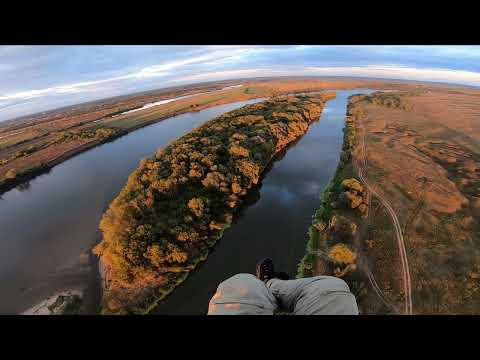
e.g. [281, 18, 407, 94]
[304, 89, 480, 314]
[357, 90, 480, 314]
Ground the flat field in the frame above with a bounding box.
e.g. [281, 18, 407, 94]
[354, 90, 480, 314]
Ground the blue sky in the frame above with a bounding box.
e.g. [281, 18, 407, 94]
[1, 45, 480, 122]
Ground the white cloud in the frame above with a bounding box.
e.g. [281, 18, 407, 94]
[3, 46, 480, 123]
[126, 48, 260, 79]
[0, 47, 258, 102]
[170, 68, 284, 83]
[0, 83, 94, 101]
[3, 63, 480, 104]
[306, 65, 480, 85]
[132, 54, 214, 78]
[172, 65, 480, 87]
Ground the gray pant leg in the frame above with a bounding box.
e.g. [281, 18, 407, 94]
[207, 274, 278, 315]
[267, 276, 358, 315]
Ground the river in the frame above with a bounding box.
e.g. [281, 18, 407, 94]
[152, 89, 375, 314]
[0, 90, 373, 314]
[0, 99, 263, 314]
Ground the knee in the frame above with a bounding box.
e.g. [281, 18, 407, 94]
[298, 276, 358, 315]
[212, 273, 267, 303]
[217, 273, 259, 293]
[308, 276, 352, 293]
[208, 273, 276, 315]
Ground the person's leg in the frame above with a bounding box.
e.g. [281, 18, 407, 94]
[207, 273, 278, 315]
[266, 276, 358, 315]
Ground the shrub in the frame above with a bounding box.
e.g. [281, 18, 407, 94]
[228, 144, 250, 158]
[5, 169, 17, 179]
[188, 197, 205, 217]
[328, 244, 357, 265]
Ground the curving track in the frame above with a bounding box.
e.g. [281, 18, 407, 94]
[356, 117, 413, 315]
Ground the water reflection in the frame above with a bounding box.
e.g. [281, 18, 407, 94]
[16, 181, 31, 192]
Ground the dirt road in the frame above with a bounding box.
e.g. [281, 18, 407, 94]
[356, 117, 413, 315]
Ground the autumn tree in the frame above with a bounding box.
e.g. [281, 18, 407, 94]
[188, 197, 205, 217]
[5, 169, 17, 179]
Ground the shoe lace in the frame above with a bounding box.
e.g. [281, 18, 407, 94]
[260, 261, 274, 281]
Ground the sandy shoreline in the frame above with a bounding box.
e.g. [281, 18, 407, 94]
[21, 288, 84, 315]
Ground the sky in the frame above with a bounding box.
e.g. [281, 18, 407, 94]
[1, 45, 480, 122]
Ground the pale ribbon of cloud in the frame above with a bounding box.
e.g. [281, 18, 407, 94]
[171, 65, 480, 86]
[2, 62, 480, 116]
[0, 48, 255, 102]
[307, 65, 480, 85]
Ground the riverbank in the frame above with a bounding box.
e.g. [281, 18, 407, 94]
[2, 99, 272, 315]
[0, 83, 303, 195]
[95, 93, 335, 314]
[0, 97, 263, 195]
[0, 90, 310, 195]
[21, 289, 83, 315]
[296, 94, 371, 309]
[0, 130, 129, 195]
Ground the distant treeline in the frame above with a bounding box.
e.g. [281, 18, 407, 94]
[364, 91, 412, 110]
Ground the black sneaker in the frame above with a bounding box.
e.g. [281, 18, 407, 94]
[256, 258, 275, 283]
[274, 271, 290, 280]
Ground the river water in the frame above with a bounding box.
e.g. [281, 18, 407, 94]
[152, 89, 375, 314]
[0, 90, 373, 314]
[0, 99, 263, 314]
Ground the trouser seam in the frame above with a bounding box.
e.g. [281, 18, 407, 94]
[212, 301, 274, 309]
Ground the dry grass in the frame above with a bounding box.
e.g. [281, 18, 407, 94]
[356, 89, 480, 314]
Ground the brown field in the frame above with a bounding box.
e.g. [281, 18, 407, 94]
[353, 89, 480, 314]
